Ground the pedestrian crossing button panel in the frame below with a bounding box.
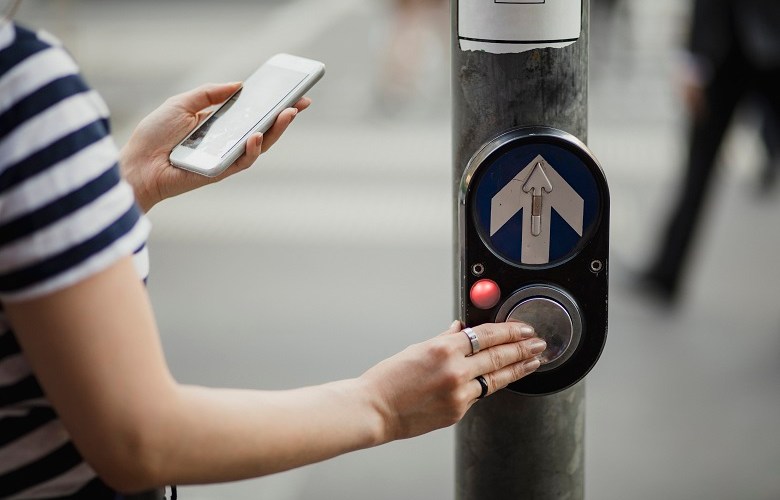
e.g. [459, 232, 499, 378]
[459, 127, 609, 395]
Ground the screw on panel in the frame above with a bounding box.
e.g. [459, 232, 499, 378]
[471, 263, 485, 276]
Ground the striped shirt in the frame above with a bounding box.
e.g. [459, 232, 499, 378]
[0, 22, 150, 498]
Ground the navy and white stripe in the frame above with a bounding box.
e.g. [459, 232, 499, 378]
[0, 22, 150, 498]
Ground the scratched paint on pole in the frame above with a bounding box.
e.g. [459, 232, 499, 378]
[458, 0, 581, 54]
[473, 143, 599, 266]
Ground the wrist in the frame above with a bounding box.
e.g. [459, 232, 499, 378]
[118, 146, 157, 213]
[353, 375, 395, 446]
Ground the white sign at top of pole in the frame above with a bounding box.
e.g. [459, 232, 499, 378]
[458, 0, 582, 54]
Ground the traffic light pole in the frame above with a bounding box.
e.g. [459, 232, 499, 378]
[452, 2, 590, 499]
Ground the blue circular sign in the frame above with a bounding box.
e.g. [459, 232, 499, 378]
[471, 141, 601, 268]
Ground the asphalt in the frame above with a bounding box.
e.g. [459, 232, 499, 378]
[15, 1, 780, 499]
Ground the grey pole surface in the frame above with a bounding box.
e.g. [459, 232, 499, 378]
[453, 2, 589, 499]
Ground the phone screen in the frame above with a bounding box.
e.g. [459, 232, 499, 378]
[181, 65, 308, 157]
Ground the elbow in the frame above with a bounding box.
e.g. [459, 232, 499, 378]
[77, 413, 174, 494]
[95, 449, 166, 495]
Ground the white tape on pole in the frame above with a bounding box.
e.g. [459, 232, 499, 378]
[458, 0, 581, 54]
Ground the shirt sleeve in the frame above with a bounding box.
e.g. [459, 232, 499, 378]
[0, 37, 150, 302]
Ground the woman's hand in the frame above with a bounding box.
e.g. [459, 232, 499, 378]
[361, 321, 545, 443]
[119, 82, 311, 212]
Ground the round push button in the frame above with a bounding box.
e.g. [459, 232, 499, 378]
[507, 298, 573, 369]
[470, 279, 501, 310]
[495, 285, 583, 373]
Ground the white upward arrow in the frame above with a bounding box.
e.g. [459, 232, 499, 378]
[490, 154, 584, 265]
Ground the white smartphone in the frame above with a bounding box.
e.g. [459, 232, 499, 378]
[169, 53, 325, 177]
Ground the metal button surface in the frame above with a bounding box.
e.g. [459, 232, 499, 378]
[507, 298, 573, 369]
[495, 285, 583, 372]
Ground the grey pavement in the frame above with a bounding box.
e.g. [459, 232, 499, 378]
[16, 0, 780, 499]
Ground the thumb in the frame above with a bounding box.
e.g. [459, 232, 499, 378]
[436, 320, 463, 338]
[172, 81, 242, 113]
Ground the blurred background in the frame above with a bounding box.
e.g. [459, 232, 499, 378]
[15, 0, 780, 498]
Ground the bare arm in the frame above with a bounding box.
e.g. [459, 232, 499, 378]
[6, 257, 543, 493]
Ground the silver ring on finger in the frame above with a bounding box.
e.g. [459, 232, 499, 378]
[463, 327, 480, 356]
[476, 375, 489, 399]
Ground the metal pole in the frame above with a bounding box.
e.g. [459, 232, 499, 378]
[452, 2, 589, 499]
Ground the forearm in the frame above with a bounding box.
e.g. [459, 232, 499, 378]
[8, 259, 385, 491]
[147, 379, 385, 487]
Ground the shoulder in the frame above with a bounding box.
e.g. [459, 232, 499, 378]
[0, 23, 56, 63]
[0, 23, 149, 302]
[0, 22, 111, 187]
[1, 23, 99, 108]
[0, 22, 97, 102]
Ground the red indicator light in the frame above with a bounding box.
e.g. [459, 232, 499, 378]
[470, 279, 501, 310]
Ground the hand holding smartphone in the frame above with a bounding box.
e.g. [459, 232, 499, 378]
[169, 53, 325, 177]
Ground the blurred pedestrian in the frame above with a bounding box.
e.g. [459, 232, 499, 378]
[375, 0, 448, 114]
[593, 0, 622, 16]
[0, 4, 544, 499]
[640, 0, 780, 303]
[757, 102, 780, 195]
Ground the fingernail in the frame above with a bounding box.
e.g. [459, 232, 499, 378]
[451, 320, 462, 329]
[290, 109, 298, 121]
[527, 338, 547, 355]
[523, 358, 541, 372]
[519, 325, 535, 337]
